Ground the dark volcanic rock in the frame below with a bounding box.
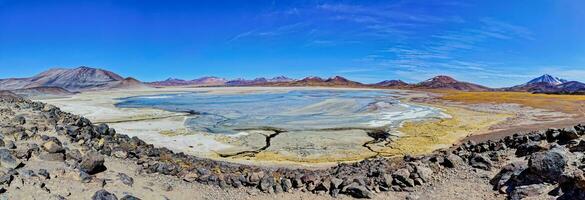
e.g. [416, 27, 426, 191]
[117, 173, 134, 187]
[120, 195, 141, 200]
[80, 153, 106, 175]
[92, 189, 118, 200]
[515, 142, 547, 157]
[490, 162, 528, 191]
[469, 154, 492, 170]
[343, 183, 375, 199]
[392, 168, 414, 187]
[528, 150, 567, 183]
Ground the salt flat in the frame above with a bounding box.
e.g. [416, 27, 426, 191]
[38, 87, 574, 166]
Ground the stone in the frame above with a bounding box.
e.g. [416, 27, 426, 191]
[182, 172, 199, 183]
[490, 162, 527, 190]
[120, 195, 141, 200]
[38, 169, 50, 179]
[0, 149, 21, 169]
[515, 142, 546, 157]
[442, 153, 464, 168]
[392, 168, 414, 187]
[42, 141, 64, 153]
[80, 153, 106, 175]
[344, 183, 375, 199]
[508, 184, 547, 200]
[282, 178, 293, 192]
[469, 154, 493, 170]
[6, 141, 16, 149]
[557, 129, 579, 144]
[331, 177, 343, 189]
[92, 189, 118, 200]
[117, 173, 134, 187]
[38, 152, 65, 162]
[48, 195, 67, 200]
[113, 150, 128, 159]
[0, 174, 13, 185]
[569, 140, 585, 152]
[415, 165, 433, 183]
[95, 124, 110, 135]
[13, 116, 26, 125]
[247, 171, 264, 185]
[528, 150, 567, 182]
[65, 170, 92, 183]
[259, 177, 274, 193]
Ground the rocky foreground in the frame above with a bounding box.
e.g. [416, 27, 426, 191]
[0, 92, 584, 199]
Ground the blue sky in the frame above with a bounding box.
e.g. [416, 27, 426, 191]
[0, 0, 584, 87]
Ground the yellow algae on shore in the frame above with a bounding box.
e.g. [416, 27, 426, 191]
[250, 150, 376, 164]
[375, 105, 512, 156]
[439, 91, 585, 115]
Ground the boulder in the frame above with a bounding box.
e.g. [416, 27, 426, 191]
[490, 162, 527, 190]
[508, 184, 548, 200]
[441, 153, 464, 168]
[120, 195, 141, 200]
[343, 183, 375, 199]
[469, 154, 492, 170]
[515, 142, 546, 157]
[281, 178, 293, 192]
[528, 150, 567, 183]
[557, 129, 579, 144]
[569, 140, 585, 152]
[182, 172, 199, 183]
[42, 141, 64, 153]
[415, 165, 433, 183]
[259, 177, 274, 193]
[331, 177, 343, 189]
[80, 153, 106, 175]
[92, 189, 118, 200]
[392, 168, 414, 187]
[0, 149, 21, 169]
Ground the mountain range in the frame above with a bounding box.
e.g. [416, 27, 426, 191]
[1, 66, 585, 95]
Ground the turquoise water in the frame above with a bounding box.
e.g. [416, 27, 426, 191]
[115, 90, 445, 134]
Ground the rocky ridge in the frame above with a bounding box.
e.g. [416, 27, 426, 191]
[0, 93, 584, 199]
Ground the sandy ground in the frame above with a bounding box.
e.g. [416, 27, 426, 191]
[37, 87, 578, 167]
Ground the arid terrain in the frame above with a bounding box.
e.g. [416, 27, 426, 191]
[1, 67, 585, 200]
[1, 92, 585, 200]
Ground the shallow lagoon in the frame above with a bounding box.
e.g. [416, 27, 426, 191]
[116, 89, 446, 135]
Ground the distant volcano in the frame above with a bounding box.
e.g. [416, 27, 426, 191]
[505, 74, 573, 92]
[0, 66, 148, 92]
[412, 75, 491, 91]
[526, 74, 568, 85]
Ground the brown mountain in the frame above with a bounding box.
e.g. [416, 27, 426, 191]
[226, 76, 294, 86]
[149, 76, 227, 87]
[110, 77, 150, 90]
[371, 80, 409, 88]
[0, 66, 146, 92]
[261, 76, 364, 87]
[413, 75, 491, 91]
